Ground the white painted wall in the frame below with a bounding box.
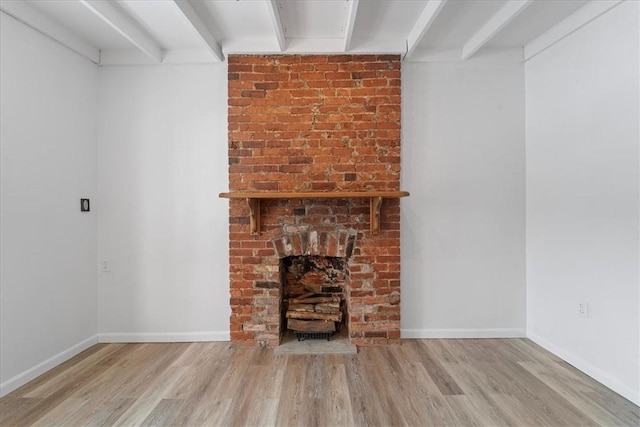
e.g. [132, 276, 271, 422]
[0, 13, 98, 395]
[526, 1, 639, 404]
[96, 65, 230, 340]
[401, 53, 526, 338]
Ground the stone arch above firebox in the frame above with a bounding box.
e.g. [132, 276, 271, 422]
[271, 225, 357, 259]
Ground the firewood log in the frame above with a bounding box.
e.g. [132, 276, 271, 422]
[289, 296, 340, 304]
[286, 311, 342, 322]
[288, 303, 315, 312]
[314, 303, 340, 314]
[287, 319, 335, 332]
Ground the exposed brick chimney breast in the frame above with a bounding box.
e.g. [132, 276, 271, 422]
[227, 55, 401, 347]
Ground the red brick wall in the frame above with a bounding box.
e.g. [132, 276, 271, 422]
[227, 55, 401, 347]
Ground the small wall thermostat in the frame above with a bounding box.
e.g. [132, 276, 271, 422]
[81, 199, 90, 212]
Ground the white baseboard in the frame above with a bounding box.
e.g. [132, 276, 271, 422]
[0, 334, 98, 398]
[401, 328, 526, 339]
[97, 331, 230, 343]
[528, 333, 640, 406]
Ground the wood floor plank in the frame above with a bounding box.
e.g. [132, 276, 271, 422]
[356, 348, 407, 426]
[2, 344, 111, 402]
[140, 398, 184, 427]
[111, 365, 187, 426]
[416, 395, 468, 426]
[494, 338, 543, 363]
[1, 339, 637, 427]
[186, 398, 232, 426]
[513, 338, 566, 364]
[582, 389, 640, 426]
[242, 398, 279, 427]
[443, 394, 499, 426]
[410, 340, 466, 396]
[162, 342, 235, 424]
[443, 361, 502, 397]
[299, 355, 327, 426]
[23, 344, 126, 399]
[0, 397, 43, 426]
[455, 394, 517, 427]
[480, 359, 600, 426]
[322, 357, 355, 426]
[82, 398, 136, 427]
[489, 393, 560, 426]
[343, 352, 382, 426]
[538, 356, 640, 426]
[29, 397, 89, 427]
[274, 356, 308, 426]
[1, 362, 113, 426]
[397, 341, 446, 397]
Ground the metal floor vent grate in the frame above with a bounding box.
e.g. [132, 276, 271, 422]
[294, 331, 334, 341]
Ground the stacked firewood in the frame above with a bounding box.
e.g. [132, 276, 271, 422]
[286, 292, 343, 333]
[282, 256, 346, 334]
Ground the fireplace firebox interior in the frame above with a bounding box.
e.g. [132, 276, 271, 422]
[281, 256, 348, 340]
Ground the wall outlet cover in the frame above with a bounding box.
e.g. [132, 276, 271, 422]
[578, 302, 589, 318]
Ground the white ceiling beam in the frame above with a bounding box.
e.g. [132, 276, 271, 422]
[524, 0, 624, 62]
[266, 0, 286, 52]
[405, 0, 448, 60]
[78, 0, 162, 63]
[342, 0, 359, 52]
[0, 1, 100, 63]
[461, 0, 533, 60]
[173, 0, 224, 62]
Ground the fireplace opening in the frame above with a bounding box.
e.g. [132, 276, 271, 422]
[280, 255, 349, 341]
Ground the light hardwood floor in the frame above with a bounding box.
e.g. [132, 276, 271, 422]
[1, 339, 638, 426]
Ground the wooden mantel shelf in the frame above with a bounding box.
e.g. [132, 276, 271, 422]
[219, 191, 409, 235]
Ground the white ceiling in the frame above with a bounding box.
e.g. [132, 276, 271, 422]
[0, 0, 623, 65]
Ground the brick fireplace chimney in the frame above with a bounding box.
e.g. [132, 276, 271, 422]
[226, 55, 402, 347]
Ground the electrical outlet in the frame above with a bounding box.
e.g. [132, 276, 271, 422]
[102, 260, 110, 272]
[578, 302, 589, 318]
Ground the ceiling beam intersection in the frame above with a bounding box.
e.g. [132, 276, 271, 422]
[172, 0, 224, 62]
[266, 0, 286, 52]
[78, 0, 162, 63]
[404, 0, 448, 60]
[342, 0, 359, 52]
[1, 1, 100, 63]
[461, 0, 533, 60]
[524, 0, 623, 62]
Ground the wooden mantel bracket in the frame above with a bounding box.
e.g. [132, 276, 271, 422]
[246, 198, 260, 235]
[370, 196, 383, 234]
[219, 191, 409, 235]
